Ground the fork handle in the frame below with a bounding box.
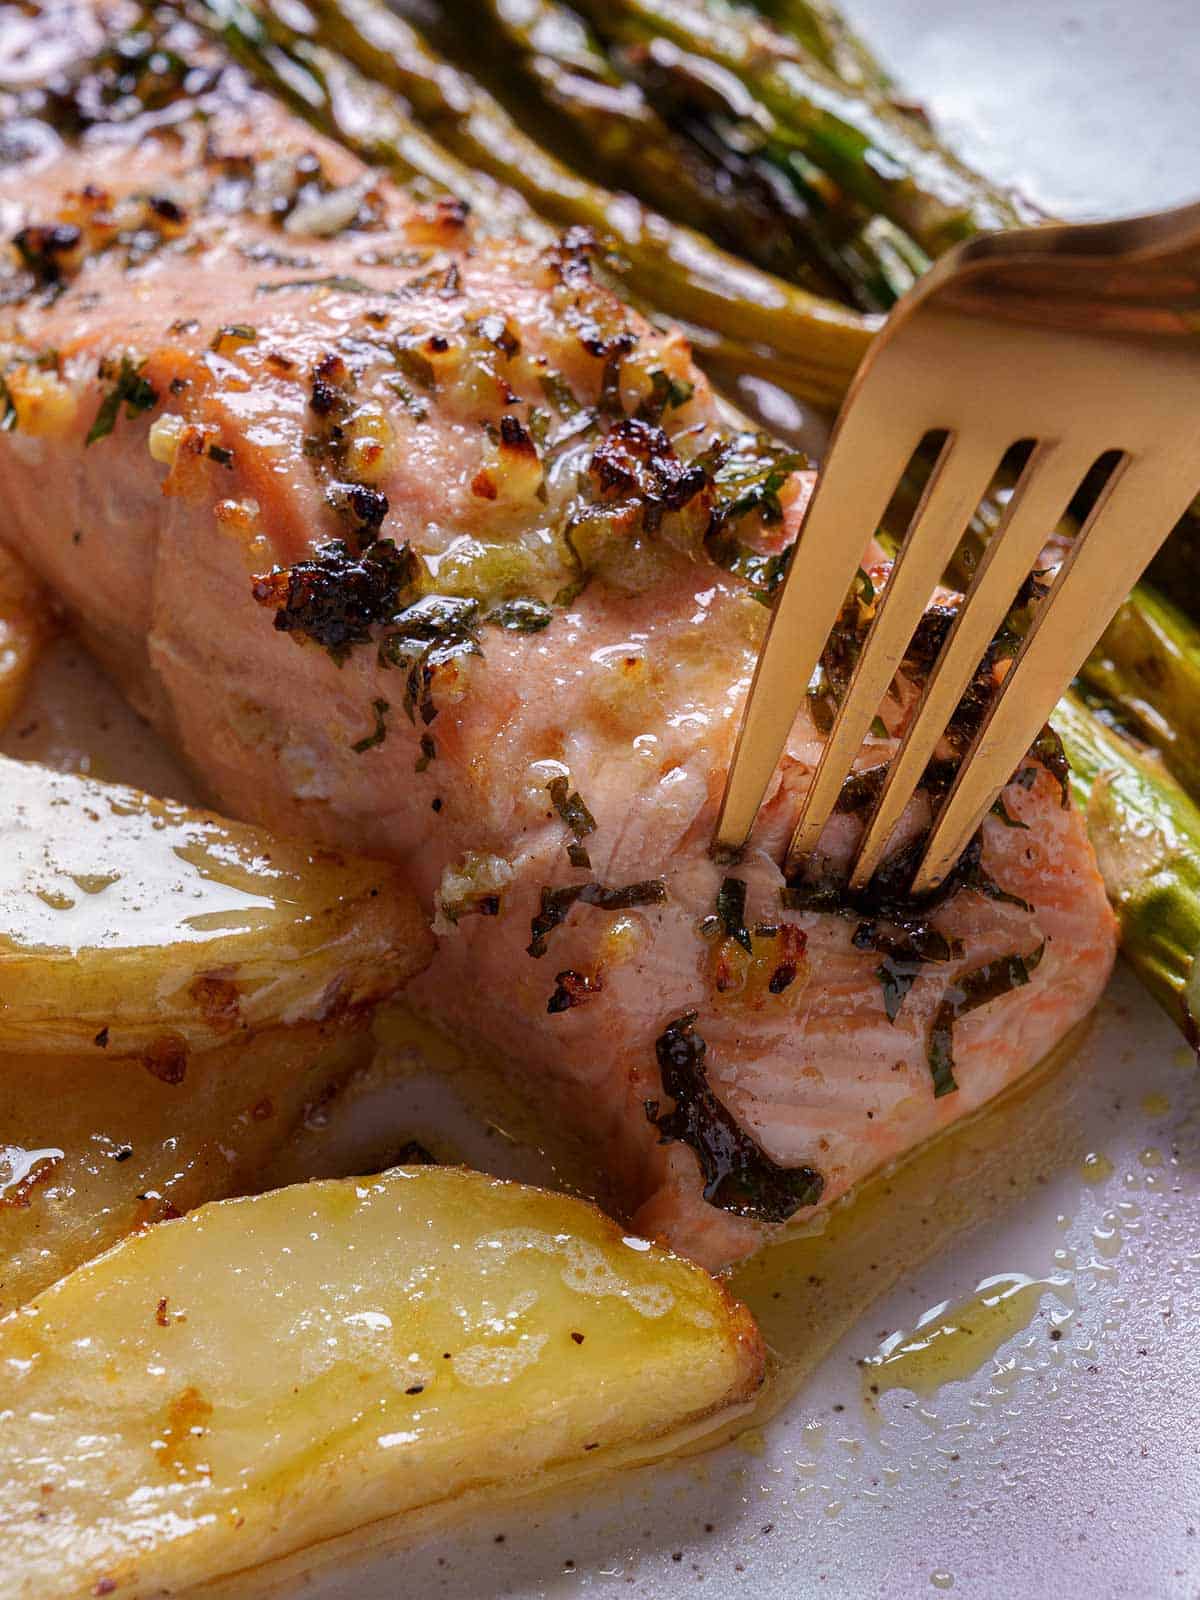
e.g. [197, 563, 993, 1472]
[916, 198, 1200, 340]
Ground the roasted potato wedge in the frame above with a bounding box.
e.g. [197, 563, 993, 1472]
[0, 754, 435, 1305]
[0, 547, 54, 735]
[0, 754, 434, 1054]
[0, 1026, 366, 1314]
[0, 1167, 763, 1598]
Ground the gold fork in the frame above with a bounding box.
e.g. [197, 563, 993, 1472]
[714, 200, 1200, 894]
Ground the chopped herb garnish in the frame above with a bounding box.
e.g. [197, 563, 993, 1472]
[85, 353, 157, 446]
[0, 374, 16, 432]
[1030, 725, 1071, 806]
[990, 794, 1029, 829]
[567, 842, 592, 869]
[207, 443, 234, 468]
[870, 941, 930, 1022]
[703, 431, 805, 530]
[637, 369, 694, 424]
[386, 376, 429, 420]
[256, 274, 375, 295]
[784, 825, 1035, 1047]
[927, 944, 1045, 1097]
[645, 1013, 823, 1223]
[539, 368, 580, 415]
[716, 877, 752, 953]
[352, 697, 390, 753]
[487, 597, 552, 633]
[210, 323, 256, 351]
[252, 538, 419, 662]
[390, 338, 437, 392]
[378, 594, 482, 724]
[415, 732, 437, 772]
[548, 776, 597, 841]
[527, 878, 667, 958]
[547, 969, 603, 1014]
[704, 528, 793, 607]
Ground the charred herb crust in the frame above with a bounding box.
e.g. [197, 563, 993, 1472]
[589, 416, 709, 534]
[646, 1013, 823, 1223]
[927, 944, 1045, 1097]
[783, 829, 1034, 1095]
[548, 776, 597, 868]
[252, 539, 418, 661]
[527, 879, 667, 958]
[547, 968, 604, 1013]
[85, 353, 157, 446]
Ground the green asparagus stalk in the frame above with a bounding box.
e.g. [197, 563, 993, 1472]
[206, 0, 541, 235]
[279, 0, 877, 409]
[472, 0, 842, 296]
[568, 0, 1029, 253]
[747, 0, 893, 93]
[1056, 691, 1200, 1043]
[464, 0, 921, 308]
[1076, 588, 1200, 794]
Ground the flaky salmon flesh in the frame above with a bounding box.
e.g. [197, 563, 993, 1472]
[0, 0, 1116, 1269]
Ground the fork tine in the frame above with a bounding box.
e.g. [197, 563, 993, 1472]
[784, 432, 1002, 872]
[712, 399, 923, 857]
[913, 452, 1200, 895]
[848, 440, 1092, 890]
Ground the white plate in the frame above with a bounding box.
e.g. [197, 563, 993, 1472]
[6, 6, 1199, 1594]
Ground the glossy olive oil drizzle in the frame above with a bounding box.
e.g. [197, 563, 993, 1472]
[859, 1270, 1073, 1409]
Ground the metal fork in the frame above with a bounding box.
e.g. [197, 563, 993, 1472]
[714, 200, 1200, 895]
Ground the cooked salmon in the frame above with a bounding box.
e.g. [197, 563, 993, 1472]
[0, 0, 1117, 1268]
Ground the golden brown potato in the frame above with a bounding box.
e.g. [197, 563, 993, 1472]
[0, 754, 434, 1055]
[0, 546, 54, 734]
[0, 755, 435, 1305]
[0, 1025, 366, 1314]
[0, 1167, 763, 1598]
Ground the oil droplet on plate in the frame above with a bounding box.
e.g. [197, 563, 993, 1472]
[860, 1272, 1072, 1406]
[931, 1572, 955, 1591]
[1140, 1093, 1170, 1118]
[1079, 1152, 1113, 1185]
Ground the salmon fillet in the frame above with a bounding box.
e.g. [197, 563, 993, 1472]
[0, 0, 1117, 1268]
